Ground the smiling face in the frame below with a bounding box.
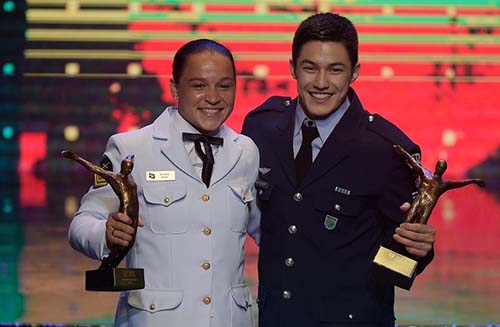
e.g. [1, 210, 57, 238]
[170, 51, 236, 135]
[290, 40, 360, 120]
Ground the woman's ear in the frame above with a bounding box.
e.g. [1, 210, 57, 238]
[169, 78, 178, 100]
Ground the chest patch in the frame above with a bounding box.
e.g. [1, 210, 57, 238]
[324, 215, 338, 230]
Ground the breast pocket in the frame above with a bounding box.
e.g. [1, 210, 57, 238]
[315, 193, 363, 220]
[227, 182, 254, 233]
[314, 192, 372, 250]
[128, 288, 184, 313]
[143, 183, 188, 234]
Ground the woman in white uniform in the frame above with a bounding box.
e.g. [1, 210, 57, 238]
[68, 39, 260, 327]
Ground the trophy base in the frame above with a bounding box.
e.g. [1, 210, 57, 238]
[373, 246, 417, 290]
[85, 267, 145, 292]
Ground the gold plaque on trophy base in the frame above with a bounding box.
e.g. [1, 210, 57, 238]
[373, 246, 417, 278]
[86, 268, 145, 292]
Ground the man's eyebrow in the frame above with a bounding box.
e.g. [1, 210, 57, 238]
[299, 59, 316, 66]
[328, 62, 347, 67]
[299, 59, 347, 67]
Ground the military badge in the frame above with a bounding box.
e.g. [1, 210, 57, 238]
[324, 215, 338, 230]
[93, 155, 112, 188]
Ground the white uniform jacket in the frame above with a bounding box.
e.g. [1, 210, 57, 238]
[68, 107, 260, 327]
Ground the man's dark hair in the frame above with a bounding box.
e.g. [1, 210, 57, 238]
[292, 13, 359, 69]
[172, 38, 236, 82]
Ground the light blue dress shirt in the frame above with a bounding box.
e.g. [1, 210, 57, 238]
[293, 97, 351, 161]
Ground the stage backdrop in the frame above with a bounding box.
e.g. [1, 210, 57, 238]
[0, 0, 499, 325]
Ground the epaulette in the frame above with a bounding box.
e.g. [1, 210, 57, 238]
[366, 113, 419, 154]
[245, 96, 293, 117]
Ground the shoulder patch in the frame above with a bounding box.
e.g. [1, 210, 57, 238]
[93, 155, 112, 188]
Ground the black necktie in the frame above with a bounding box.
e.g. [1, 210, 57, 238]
[182, 133, 223, 187]
[295, 123, 319, 185]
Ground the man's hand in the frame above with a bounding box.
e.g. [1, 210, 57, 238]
[394, 202, 435, 258]
[105, 213, 144, 249]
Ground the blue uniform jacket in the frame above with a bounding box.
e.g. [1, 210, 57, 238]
[242, 89, 433, 327]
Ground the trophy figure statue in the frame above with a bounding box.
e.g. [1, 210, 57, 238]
[62, 150, 145, 291]
[394, 145, 485, 224]
[373, 145, 485, 290]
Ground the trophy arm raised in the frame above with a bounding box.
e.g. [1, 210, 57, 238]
[62, 150, 111, 176]
[393, 145, 425, 178]
[62, 151, 127, 203]
[442, 179, 486, 192]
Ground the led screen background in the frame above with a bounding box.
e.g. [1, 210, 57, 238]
[1, 0, 499, 324]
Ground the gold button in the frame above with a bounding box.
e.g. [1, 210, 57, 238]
[203, 227, 212, 236]
[163, 196, 170, 204]
[201, 194, 210, 201]
[202, 261, 211, 270]
[150, 303, 156, 311]
[202, 296, 211, 305]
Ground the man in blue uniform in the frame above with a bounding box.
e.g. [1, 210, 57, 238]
[242, 13, 436, 327]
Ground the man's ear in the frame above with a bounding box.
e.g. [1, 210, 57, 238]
[350, 63, 360, 84]
[169, 78, 178, 100]
[289, 59, 297, 79]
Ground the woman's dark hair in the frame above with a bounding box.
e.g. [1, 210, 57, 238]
[292, 13, 359, 69]
[172, 39, 236, 82]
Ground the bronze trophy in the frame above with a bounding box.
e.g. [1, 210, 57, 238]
[373, 144, 485, 290]
[62, 150, 145, 291]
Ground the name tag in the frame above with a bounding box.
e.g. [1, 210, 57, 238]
[146, 171, 176, 181]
